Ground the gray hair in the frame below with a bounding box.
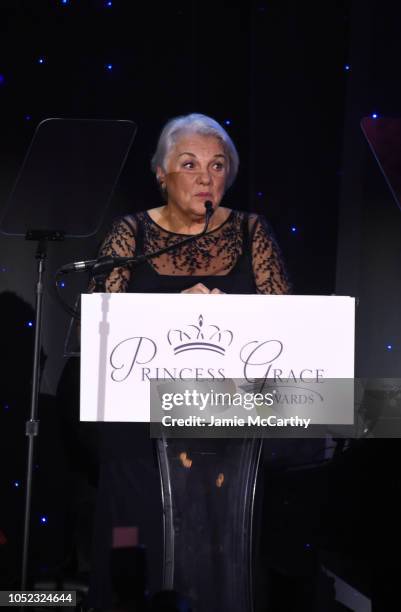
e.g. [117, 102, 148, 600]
[151, 113, 239, 189]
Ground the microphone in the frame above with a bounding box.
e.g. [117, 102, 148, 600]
[58, 255, 136, 274]
[59, 258, 97, 274]
[204, 200, 213, 219]
[58, 200, 215, 275]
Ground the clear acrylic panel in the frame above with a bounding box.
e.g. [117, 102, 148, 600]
[157, 436, 262, 612]
[361, 116, 401, 212]
[0, 118, 137, 238]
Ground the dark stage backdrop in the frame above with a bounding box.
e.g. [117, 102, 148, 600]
[0, 0, 350, 392]
[336, 0, 401, 378]
[1, 1, 401, 607]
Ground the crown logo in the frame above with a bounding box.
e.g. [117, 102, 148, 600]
[167, 314, 234, 356]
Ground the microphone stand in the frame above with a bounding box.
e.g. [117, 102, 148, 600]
[56, 202, 214, 304]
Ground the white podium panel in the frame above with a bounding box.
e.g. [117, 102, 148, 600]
[80, 294, 355, 423]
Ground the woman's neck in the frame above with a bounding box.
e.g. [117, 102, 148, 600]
[149, 205, 230, 235]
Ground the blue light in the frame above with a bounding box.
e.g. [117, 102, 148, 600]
[106, 64, 113, 70]
[106, 0, 113, 5]
[40, 516, 47, 524]
[59, 281, 65, 288]
[27, 321, 33, 328]
[372, 113, 378, 119]
[0, 74, 5, 85]
[14, 481, 20, 488]
[61, 0, 69, 4]
[38, 58, 45, 64]
[305, 543, 311, 549]
[4, 405, 10, 411]
[224, 119, 231, 126]
[291, 226, 297, 233]
[387, 344, 393, 351]
[257, 192, 263, 197]
[344, 64, 350, 71]
[25, 115, 31, 121]
[1, 267, 6, 272]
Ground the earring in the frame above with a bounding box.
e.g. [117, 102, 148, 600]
[158, 180, 168, 201]
[158, 181, 167, 194]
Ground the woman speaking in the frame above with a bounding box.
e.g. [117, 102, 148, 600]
[96, 113, 290, 296]
[88, 113, 290, 611]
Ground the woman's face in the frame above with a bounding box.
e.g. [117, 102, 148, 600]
[157, 133, 228, 220]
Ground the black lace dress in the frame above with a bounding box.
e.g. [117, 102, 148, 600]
[97, 209, 290, 295]
[88, 208, 290, 608]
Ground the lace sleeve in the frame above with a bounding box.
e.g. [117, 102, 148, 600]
[89, 215, 136, 293]
[249, 214, 291, 295]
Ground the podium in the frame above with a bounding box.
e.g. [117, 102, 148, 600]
[80, 293, 355, 611]
[156, 436, 262, 611]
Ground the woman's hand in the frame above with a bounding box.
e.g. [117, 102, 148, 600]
[181, 283, 211, 294]
[181, 284, 225, 294]
[210, 288, 225, 294]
